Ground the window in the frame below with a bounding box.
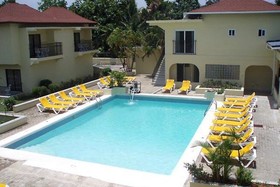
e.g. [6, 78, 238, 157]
[174, 31, 195, 54]
[258, 29, 265, 37]
[228, 29, 235, 36]
[205, 64, 240, 80]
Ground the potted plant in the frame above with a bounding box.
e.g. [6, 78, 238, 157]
[109, 71, 128, 95]
[215, 88, 225, 101]
[185, 139, 254, 187]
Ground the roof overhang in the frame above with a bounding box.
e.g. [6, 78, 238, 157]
[187, 10, 280, 15]
[267, 40, 280, 50]
[26, 26, 97, 31]
[147, 19, 202, 26]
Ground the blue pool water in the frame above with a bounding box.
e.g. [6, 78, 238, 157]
[7, 96, 210, 175]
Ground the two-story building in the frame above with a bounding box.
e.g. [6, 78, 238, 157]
[148, 0, 280, 98]
[0, 3, 97, 93]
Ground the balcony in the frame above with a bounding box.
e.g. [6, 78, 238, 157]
[173, 40, 196, 55]
[30, 42, 63, 65]
[74, 40, 98, 56]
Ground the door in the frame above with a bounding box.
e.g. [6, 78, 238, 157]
[74, 33, 81, 51]
[29, 34, 41, 58]
[6, 69, 22, 91]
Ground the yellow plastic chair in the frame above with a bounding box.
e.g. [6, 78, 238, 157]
[48, 94, 78, 107]
[178, 80, 191, 94]
[226, 92, 255, 102]
[222, 99, 252, 108]
[124, 76, 136, 83]
[212, 114, 252, 126]
[70, 87, 95, 101]
[58, 91, 85, 104]
[210, 120, 253, 136]
[214, 107, 251, 121]
[207, 128, 255, 148]
[36, 97, 69, 114]
[162, 79, 175, 93]
[99, 77, 110, 88]
[201, 141, 256, 168]
[79, 84, 103, 96]
[217, 106, 248, 113]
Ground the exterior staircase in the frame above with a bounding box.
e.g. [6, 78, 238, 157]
[152, 57, 166, 86]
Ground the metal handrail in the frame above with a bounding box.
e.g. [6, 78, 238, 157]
[30, 42, 62, 58]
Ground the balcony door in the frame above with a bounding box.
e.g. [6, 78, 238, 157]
[175, 31, 194, 54]
[74, 32, 81, 51]
[29, 34, 41, 58]
[6, 69, 22, 91]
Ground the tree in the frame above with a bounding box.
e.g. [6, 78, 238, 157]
[70, 0, 138, 54]
[38, 0, 67, 11]
[276, 0, 280, 6]
[173, 0, 200, 19]
[107, 27, 143, 70]
[0, 0, 16, 7]
[206, 0, 219, 6]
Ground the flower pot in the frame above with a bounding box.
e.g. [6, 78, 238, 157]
[111, 87, 128, 95]
[215, 92, 225, 102]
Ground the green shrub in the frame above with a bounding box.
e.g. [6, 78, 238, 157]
[100, 67, 112, 77]
[3, 97, 16, 111]
[32, 86, 50, 97]
[201, 79, 241, 89]
[48, 83, 60, 93]
[39, 79, 52, 88]
[235, 167, 253, 186]
[110, 71, 126, 87]
[185, 162, 211, 182]
[14, 93, 33, 101]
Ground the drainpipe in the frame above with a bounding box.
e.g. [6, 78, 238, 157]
[271, 51, 276, 96]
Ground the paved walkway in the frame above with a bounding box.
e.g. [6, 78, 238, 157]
[0, 74, 279, 186]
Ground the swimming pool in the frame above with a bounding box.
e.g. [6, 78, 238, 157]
[0, 94, 214, 187]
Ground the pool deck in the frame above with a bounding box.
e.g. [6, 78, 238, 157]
[0, 74, 280, 186]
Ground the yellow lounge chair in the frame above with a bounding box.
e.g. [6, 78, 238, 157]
[226, 92, 255, 102]
[36, 97, 69, 114]
[178, 80, 191, 94]
[70, 87, 95, 101]
[222, 99, 252, 108]
[79, 84, 103, 96]
[212, 114, 252, 126]
[124, 76, 136, 83]
[201, 141, 256, 168]
[162, 79, 175, 93]
[217, 106, 248, 113]
[207, 128, 255, 148]
[210, 120, 253, 135]
[58, 91, 85, 104]
[98, 77, 110, 88]
[48, 94, 78, 107]
[214, 107, 251, 121]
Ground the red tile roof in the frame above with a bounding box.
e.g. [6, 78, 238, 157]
[0, 3, 95, 24]
[43, 7, 96, 24]
[190, 0, 280, 14]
